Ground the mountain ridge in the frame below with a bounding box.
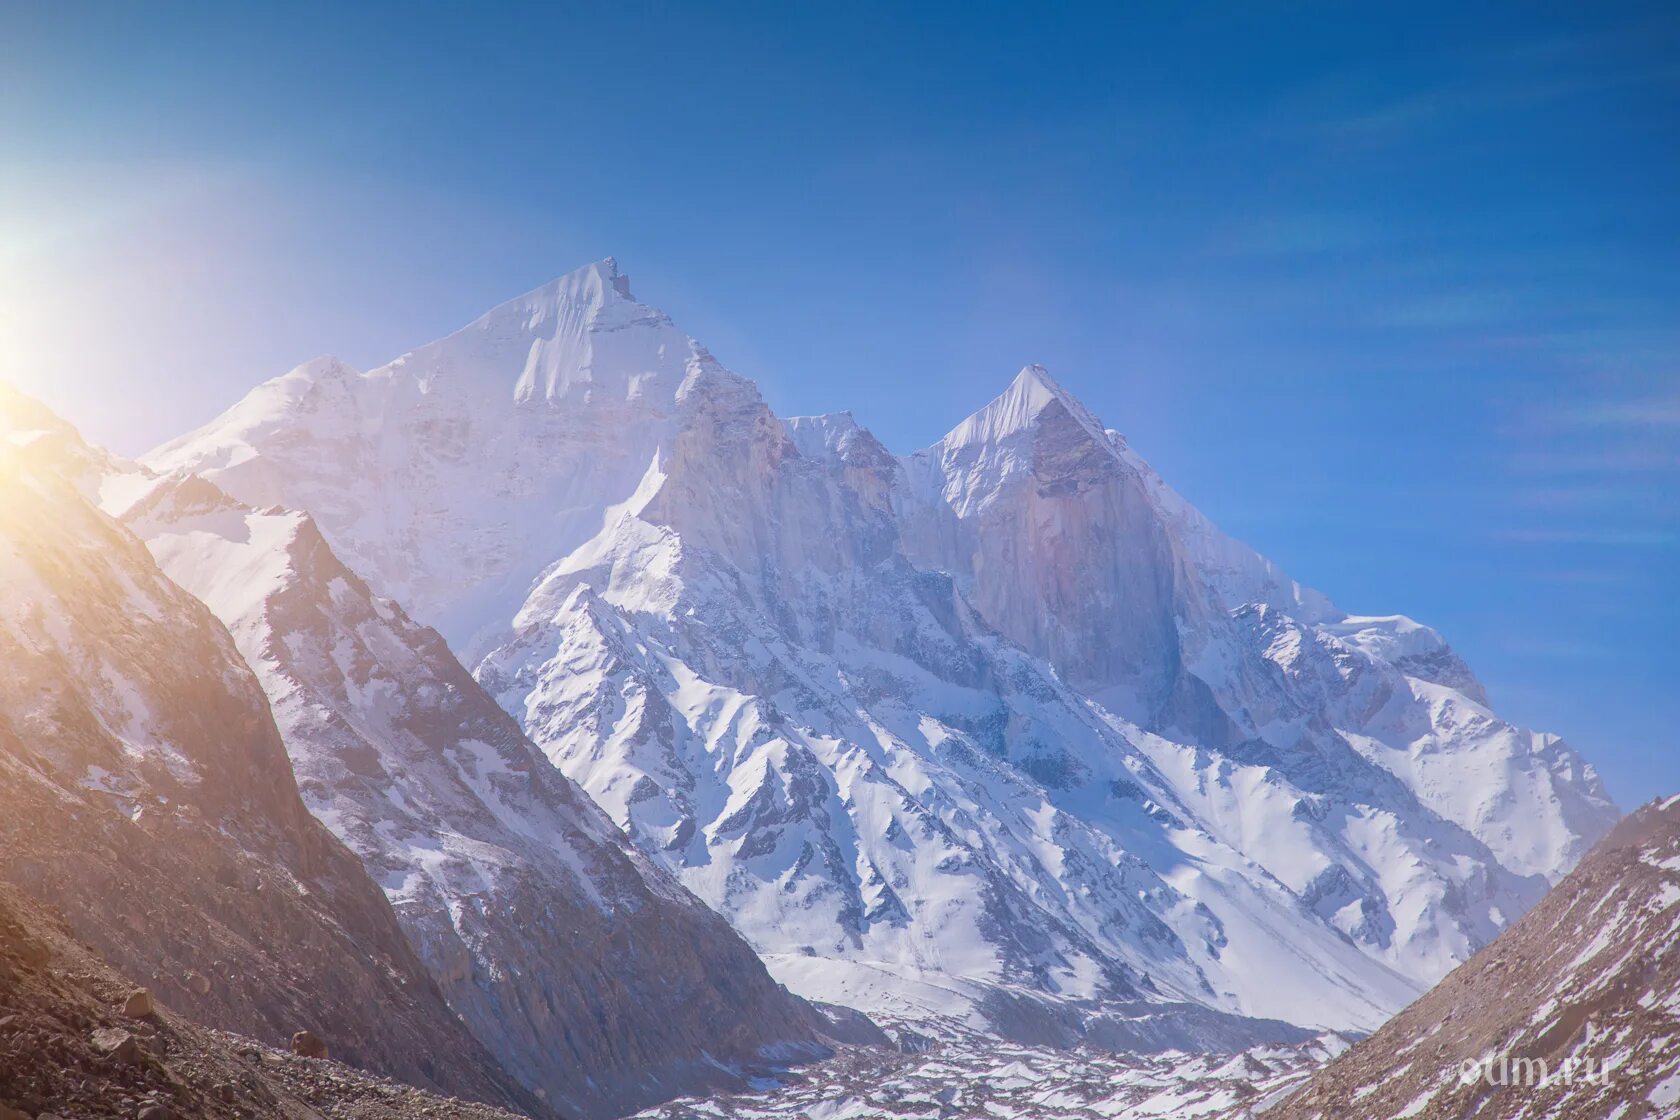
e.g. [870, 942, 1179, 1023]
[0, 385, 540, 1115]
[141, 259, 1619, 1047]
[0, 388, 855, 1118]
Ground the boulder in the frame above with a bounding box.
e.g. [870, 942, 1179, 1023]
[123, 989, 155, 1018]
[90, 1027, 141, 1065]
[290, 1030, 328, 1060]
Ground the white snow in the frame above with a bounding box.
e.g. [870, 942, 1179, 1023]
[138, 258, 1621, 1044]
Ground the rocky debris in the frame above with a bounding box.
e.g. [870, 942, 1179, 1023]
[290, 1031, 328, 1060]
[1266, 795, 1680, 1120]
[124, 989, 156, 1018]
[629, 1027, 1349, 1119]
[0, 881, 529, 1120]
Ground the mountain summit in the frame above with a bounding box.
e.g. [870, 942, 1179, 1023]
[147, 262, 1618, 1045]
[147, 259, 721, 654]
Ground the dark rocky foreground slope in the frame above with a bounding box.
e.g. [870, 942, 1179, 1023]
[0, 881, 528, 1120]
[1267, 795, 1680, 1119]
[0, 419, 535, 1114]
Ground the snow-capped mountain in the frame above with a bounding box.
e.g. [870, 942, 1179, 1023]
[147, 262, 699, 658]
[147, 259, 1618, 1044]
[0, 386, 535, 1113]
[119, 471, 839, 1118]
[895, 365, 1615, 967]
[6, 386, 845, 1118]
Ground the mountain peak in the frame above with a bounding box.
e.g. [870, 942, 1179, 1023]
[287, 354, 358, 382]
[367, 256, 687, 406]
[423, 258, 651, 362]
[940, 363, 1111, 450]
[1012, 362, 1063, 397]
[510, 256, 636, 319]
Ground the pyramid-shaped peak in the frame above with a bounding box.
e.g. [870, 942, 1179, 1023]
[1011, 363, 1066, 401]
[939, 364, 1111, 450]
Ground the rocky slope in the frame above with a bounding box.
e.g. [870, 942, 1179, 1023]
[0, 390, 535, 1114]
[145, 259, 1618, 1045]
[0, 880, 529, 1120]
[1266, 794, 1680, 1120]
[118, 469, 841, 1118]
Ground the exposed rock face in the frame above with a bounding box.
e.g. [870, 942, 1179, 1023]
[0, 881, 528, 1120]
[119, 471, 838, 1118]
[897, 369, 1193, 723]
[0, 396, 533, 1114]
[1265, 795, 1680, 1120]
[142, 259, 1618, 1045]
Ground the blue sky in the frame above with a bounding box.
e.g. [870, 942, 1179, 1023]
[3, 2, 1676, 806]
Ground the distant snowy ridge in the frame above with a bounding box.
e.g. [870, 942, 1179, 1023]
[147, 259, 1619, 1045]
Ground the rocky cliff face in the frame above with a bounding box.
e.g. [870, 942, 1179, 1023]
[144, 259, 1618, 1046]
[119, 470, 838, 1118]
[0, 392, 534, 1114]
[897, 367, 1196, 725]
[1268, 795, 1680, 1120]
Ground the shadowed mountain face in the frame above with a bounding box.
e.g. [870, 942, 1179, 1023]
[1267, 795, 1680, 1120]
[0, 394, 536, 1114]
[144, 259, 1617, 1045]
